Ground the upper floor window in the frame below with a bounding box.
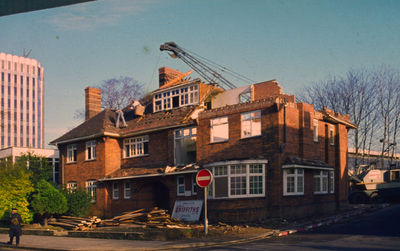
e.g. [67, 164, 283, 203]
[124, 135, 149, 158]
[283, 168, 304, 196]
[314, 170, 328, 194]
[329, 125, 335, 145]
[175, 127, 196, 166]
[241, 110, 261, 138]
[85, 141, 96, 160]
[153, 84, 199, 112]
[313, 119, 319, 142]
[86, 180, 97, 202]
[210, 116, 229, 143]
[67, 144, 77, 163]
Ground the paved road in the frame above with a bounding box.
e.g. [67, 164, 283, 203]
[201, 204, 400, 251]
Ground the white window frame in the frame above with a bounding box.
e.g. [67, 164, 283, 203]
[206, 161, 266, 199]
[314, 170, 329, 194]
[192, 174, 198, 195]
[283, 169, 304, 196]
[241, 110, 261, 138]
[86, 180, 97, 202]
[85, 140, 96, 161]
[124, 182, 131, 199]
[153, 84, 199, 112]
[67, 144, 77, 163]
[123, 135, 149, 158]
[177, 176, 185, 196]
[210, 116, 229, 143]
[67, 182, 77, 191]
[313, 119, 319, 142]
[112, 182, 119, 200]
[329, 125, 335, 146]
[329, 170, 334, 194]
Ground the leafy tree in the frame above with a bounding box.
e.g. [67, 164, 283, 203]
[31, 179, 67, 225]
[0, 158, 34, 223]
[62, 188, 92, 217]
[15, 153, 53, 185]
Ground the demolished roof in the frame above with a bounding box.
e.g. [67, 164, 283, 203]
[99, 163, 199, 182]
[50, 105, 197, 145]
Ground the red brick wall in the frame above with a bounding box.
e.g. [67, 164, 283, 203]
[196, 98, 350, 221]
[121, 130, 174, 169]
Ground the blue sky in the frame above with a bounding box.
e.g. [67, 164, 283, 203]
[0, 0, 399, 147]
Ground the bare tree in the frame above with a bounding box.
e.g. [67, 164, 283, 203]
[73, 76, 144, 121]
[99, 76, 144, 110]
[373, 67, 400, 167]
[298, 69, 378, 173]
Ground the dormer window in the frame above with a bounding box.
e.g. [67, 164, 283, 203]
[153, 84, 199, 112]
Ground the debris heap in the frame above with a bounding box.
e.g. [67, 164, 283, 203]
[48, 216, 102, 231]
[101, 207, 189, 228]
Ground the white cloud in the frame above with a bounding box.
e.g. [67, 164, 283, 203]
[47, 0, 158, 31]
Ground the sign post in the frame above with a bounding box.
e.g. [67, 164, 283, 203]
[196, 169, 213, 235]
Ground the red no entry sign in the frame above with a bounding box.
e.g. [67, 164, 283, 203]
[196, 169, 213, 187]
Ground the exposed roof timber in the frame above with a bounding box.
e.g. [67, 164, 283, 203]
[0, 0, 95, 17]
[98, 169, 198, 182]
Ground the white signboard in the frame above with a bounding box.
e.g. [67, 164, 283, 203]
[171, 200, 203, 222]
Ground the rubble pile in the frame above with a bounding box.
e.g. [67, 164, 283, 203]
[48, 216, 102, 231]
[101, 207, 190, 229]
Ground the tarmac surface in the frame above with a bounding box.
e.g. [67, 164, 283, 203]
[0, 204, 389, 251]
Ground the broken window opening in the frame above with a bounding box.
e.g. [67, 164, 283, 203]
[175, 127, 196, 166]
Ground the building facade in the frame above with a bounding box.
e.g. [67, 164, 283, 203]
[52, 67, 356, 222]
[0, 52, 44, 149]
[0, 146, 60, 183]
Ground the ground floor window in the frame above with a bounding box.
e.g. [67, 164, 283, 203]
[177, 176, 185, 196]
[205, 161, 266, 199]
[112, 182, 119, 200]
[283, 168, 304, 196]
[314, 170, 328, 194]
[86, 180, 97, 202]
[329, 170, 334, 194]
[124, 182, 131, 199]
[67, 181, 77, 191]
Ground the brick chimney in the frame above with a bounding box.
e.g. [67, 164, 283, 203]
[85, 87, 101, 121]
[159, 67, 185, 88]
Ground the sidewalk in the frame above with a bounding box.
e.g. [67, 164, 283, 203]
[0, 204, 389, 251]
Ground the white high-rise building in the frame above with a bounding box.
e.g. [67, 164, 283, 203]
[0, 52, 44, 149]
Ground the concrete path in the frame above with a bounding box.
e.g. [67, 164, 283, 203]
[0, 234, 191, 251]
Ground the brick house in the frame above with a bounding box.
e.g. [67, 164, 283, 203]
[51, 67, 356, 222]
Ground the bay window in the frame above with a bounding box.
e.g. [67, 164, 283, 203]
[205, 161, 266, 199]
[283, 169, 304, 196]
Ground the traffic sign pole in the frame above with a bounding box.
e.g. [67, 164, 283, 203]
[196, 169, 213, 236]
[204, 185, 208, 235]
